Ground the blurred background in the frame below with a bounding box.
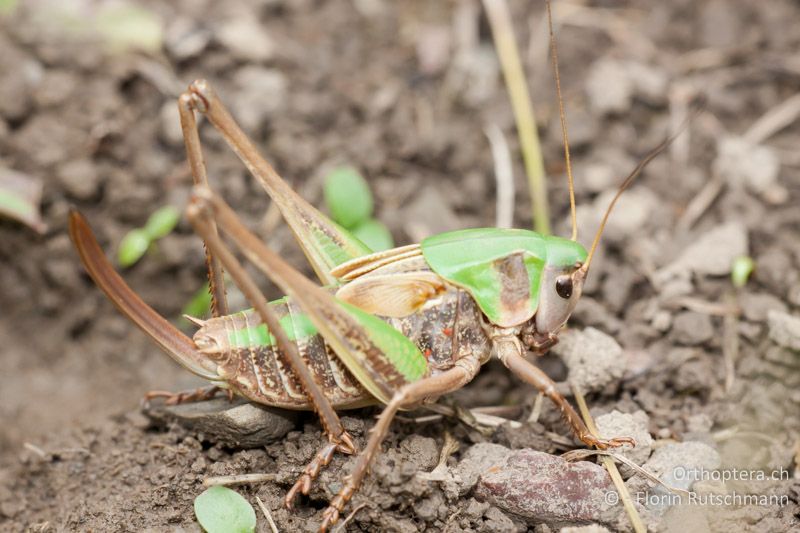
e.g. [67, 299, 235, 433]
[0, 0, 798, 530]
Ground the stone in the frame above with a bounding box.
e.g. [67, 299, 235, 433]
[403, 184, 461, 242]
[230, 67, 288, 132]
[476, 449, 618, 527]
[670, 311, 714, 345]
[56, 158, 101, 200]
[400, 434, 439, 471]
[714, 136, 780, 194]
[165, 17, 211, 60]
[740, 292, 788, 322]
[453, 442, 513, 496]
[767, 310, 800, 351]
[552, 327, 626, 393]
[144, 398, 296, 448]
[560, 526, 611, 533]
[159, 101, 184, 147]
[595, 410, 653, 478]
[481, 506, 518, 533]
[575, 187, 660, 245]
[216, 17, 275, 62]
[586, 59, 632, 114]
[664, 222, 749, 278]
[585, 59, 667, 115]
[626, 441, 721, 514]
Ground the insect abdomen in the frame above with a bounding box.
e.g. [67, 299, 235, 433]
[193, 284, 491, 409]
[194, 299, 369, 409]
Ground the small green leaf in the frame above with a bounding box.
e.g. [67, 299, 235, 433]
[731, 255, 755, 288]
[118, 229, 151, 267]
[95, 4, 163, 53]
[352, 219, 394, 252]
[0, 0, 18, 16]
[143, 205, 180, 240]
[194, 486, 256, 533]
[324, 166, 373, 229]
[182, 283, 213, 320]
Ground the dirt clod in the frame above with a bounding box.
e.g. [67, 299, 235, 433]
[627, 441, 721, 513]
[595, 410, 653, 478]
[554, 327, 625, 393]
[453, 442, 513, 497]
[670, 311, 715, 346]
[767, 310, 800, 351]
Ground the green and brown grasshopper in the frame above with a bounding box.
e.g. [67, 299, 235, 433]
[68, 12, 676, 531]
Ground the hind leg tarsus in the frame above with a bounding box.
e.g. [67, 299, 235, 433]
[285, 433, 356, 509]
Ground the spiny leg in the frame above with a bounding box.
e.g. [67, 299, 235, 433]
[178, 90, 228, 317]
[493, 336, 635, 449]
[138, 91, 232, 407]
[182, 79, 371, 286]
[186, 191, 356, 506]
[319, 355, 481, 532]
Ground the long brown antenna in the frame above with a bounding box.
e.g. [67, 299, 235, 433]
[581, 112, 700, 275]
[546, 0, 577, 241]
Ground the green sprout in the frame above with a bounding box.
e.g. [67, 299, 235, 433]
[118, 205, 181, 267]
[324, 166, 394, 252]
[731, 255, 755, 288]
[95, 3, 163, 53]
[483, 0, 549, 234]
[0, 0, 18, 16]
[352, 219, 394, 253]
[182, 282, 213, 320]
[194, 486, 256, 533]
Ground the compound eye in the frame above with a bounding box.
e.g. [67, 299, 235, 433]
[555, 276, 573, 299]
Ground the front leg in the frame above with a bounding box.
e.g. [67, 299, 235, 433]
[492, 336, 635, 449]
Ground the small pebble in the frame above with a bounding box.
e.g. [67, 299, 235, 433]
[767, 310, 800, 351]
[594, 410, 653, 478]
[57, 158, 101, 200]
[626, 441, 721, 514]
[714, 136, 780, 194]
[216, 17, 275, 62]
[664, 221, 749, 278]
[144, 398, 297, 448]
[453, 443, 513, 496]
[476, 449, 618, 526]
[739, 292, 788, 322]
[670, 311, 714, 345]
[165, 17, 211, 60]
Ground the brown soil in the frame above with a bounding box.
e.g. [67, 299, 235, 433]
[1, 1, 799, 531]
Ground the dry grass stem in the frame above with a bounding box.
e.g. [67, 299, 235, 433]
[572, 382, 646, 533]
[202, 473, 278, 487]
[485, 124, 515, 229]
[255, 496, 280, 533]
[483, 0, 550, 234]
